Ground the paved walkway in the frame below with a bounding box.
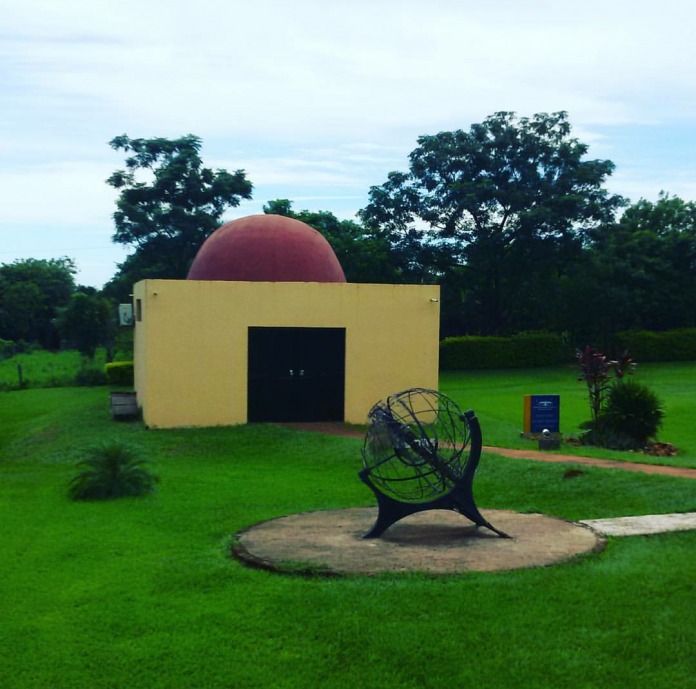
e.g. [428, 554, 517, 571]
[580, 513, 696, 536]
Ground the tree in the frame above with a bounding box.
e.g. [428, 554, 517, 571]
[584, 193, 696, 333]
[102, 250, 166, 304]
[262, 199, 404, 283]
[107, 135, 253, 280]
[57, 289, 116, 359]
[360, 112, 625, 335]
[0, 257, 76, 348]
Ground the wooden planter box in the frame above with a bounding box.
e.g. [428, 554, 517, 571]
[110, 392, 139, 420]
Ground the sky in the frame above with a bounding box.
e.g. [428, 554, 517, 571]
[2, 0, 695, 288]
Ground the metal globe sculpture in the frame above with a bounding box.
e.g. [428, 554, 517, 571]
[359, 388, 509, 539]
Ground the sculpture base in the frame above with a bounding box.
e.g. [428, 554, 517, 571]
[232, 508, 604, 576]
[359, 468, 510, 539]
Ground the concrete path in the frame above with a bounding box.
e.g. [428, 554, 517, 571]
[579, 512, 696, 536]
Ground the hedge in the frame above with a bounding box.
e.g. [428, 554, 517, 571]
[105, 361, 134, 387]
[439, 329, 696, 370]
[440, 332, 571, 370]
[615, 329, 696, 362]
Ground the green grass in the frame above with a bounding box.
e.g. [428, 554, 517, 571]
[441, 362, 696, 468]
[1, 387, 696, 688]
[0, 349, 107, 390]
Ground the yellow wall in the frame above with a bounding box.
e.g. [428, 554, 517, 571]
[133, 279, 440, 428]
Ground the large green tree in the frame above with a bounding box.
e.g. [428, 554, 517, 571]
[360, 111, 625, 334]
[262, 199, 406, 283]
[0, 257, 76, 348]
[583, 193, 696, 334]
[57, 288, 116, 359]
[107, 135, 253, 282]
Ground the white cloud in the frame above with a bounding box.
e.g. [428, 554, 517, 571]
[0, 161, 117, 228]
[2, 0, 696, 286]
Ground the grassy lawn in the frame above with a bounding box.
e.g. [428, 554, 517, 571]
[1, 386, 696, 688]
[441, 362, 696, 468]
[0, 349, 107, 390]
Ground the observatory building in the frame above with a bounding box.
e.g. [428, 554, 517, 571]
[132, 214, 439, 428]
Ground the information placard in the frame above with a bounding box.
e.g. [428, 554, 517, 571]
[523, 394, 560, 434]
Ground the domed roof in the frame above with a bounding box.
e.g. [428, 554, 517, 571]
[187, 214, 346, 283]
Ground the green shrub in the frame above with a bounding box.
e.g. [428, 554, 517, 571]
[440, 332, 570, 370]
[583, 379, 664, 450]
[105, 361, 134, 387]
[68, 442, 159, 501]
[440, 336, 505, 370]
[603, 379, 664, 444]
[74, 365, 108, 386]
[617, 329, 696, 362]
[112, 329, 134, 361]
[0, 338, 16, 360]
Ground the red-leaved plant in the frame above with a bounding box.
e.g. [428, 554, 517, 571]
[576, 346, 635, 424]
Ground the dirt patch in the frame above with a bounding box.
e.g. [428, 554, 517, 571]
[482, 446, 696, 479]
[233, 508, 604, 575]
[280, 422, 696, 480]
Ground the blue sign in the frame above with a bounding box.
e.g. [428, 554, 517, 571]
[530, 395, 560, 433]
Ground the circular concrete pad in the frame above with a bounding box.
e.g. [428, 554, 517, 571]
[233, 508, 605, 575]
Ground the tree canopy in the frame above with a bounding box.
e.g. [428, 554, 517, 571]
[3, 119, 695, 357]
[107, 134, 253, 281]
[360, 111, 625, 334]
[262, 200, 401, 283]
[583, 193, 696, 335]
[56, 289, 116, 359]
[0, 258, 76, 349]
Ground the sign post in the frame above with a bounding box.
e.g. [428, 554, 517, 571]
[523, 394, 560, 440]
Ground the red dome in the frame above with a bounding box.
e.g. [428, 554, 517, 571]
[187, 214, 346, 283]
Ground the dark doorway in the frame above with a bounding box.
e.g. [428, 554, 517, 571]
[247, 327, 346, 422]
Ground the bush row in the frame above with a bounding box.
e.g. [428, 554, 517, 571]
[440, 329, 696, 370]
[440, 332, 571, 370]
[615, 329, 696, 362]
[0, 339, 40, 360]
[0, 357, 133, 391]
[0, 365, 107, 392]
[105, 361, 134, 387]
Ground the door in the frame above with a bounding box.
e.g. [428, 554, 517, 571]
[247, 327, 346, 422]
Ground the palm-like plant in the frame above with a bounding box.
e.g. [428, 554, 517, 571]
[68, 442, 159, 500]
[600, 379, 664, 448]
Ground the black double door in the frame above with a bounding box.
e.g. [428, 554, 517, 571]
[247, 327, 346, 422]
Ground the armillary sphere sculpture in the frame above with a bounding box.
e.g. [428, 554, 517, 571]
[359, 388, 510, 539]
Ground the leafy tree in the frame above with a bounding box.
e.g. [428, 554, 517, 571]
[262, 199, 404, 283]
[107, 134, 253, 280]
[554, 253, 616, 347]
[360, 112, 625, 334]
[102, 250, 165, 304]
[584, 193, 696, 334]
[57, 289, 116, 359]
[0, 257, 76, 348]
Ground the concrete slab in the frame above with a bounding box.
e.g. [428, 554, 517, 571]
[579, 512, 696, 536]
[233, 508, 605, 575]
